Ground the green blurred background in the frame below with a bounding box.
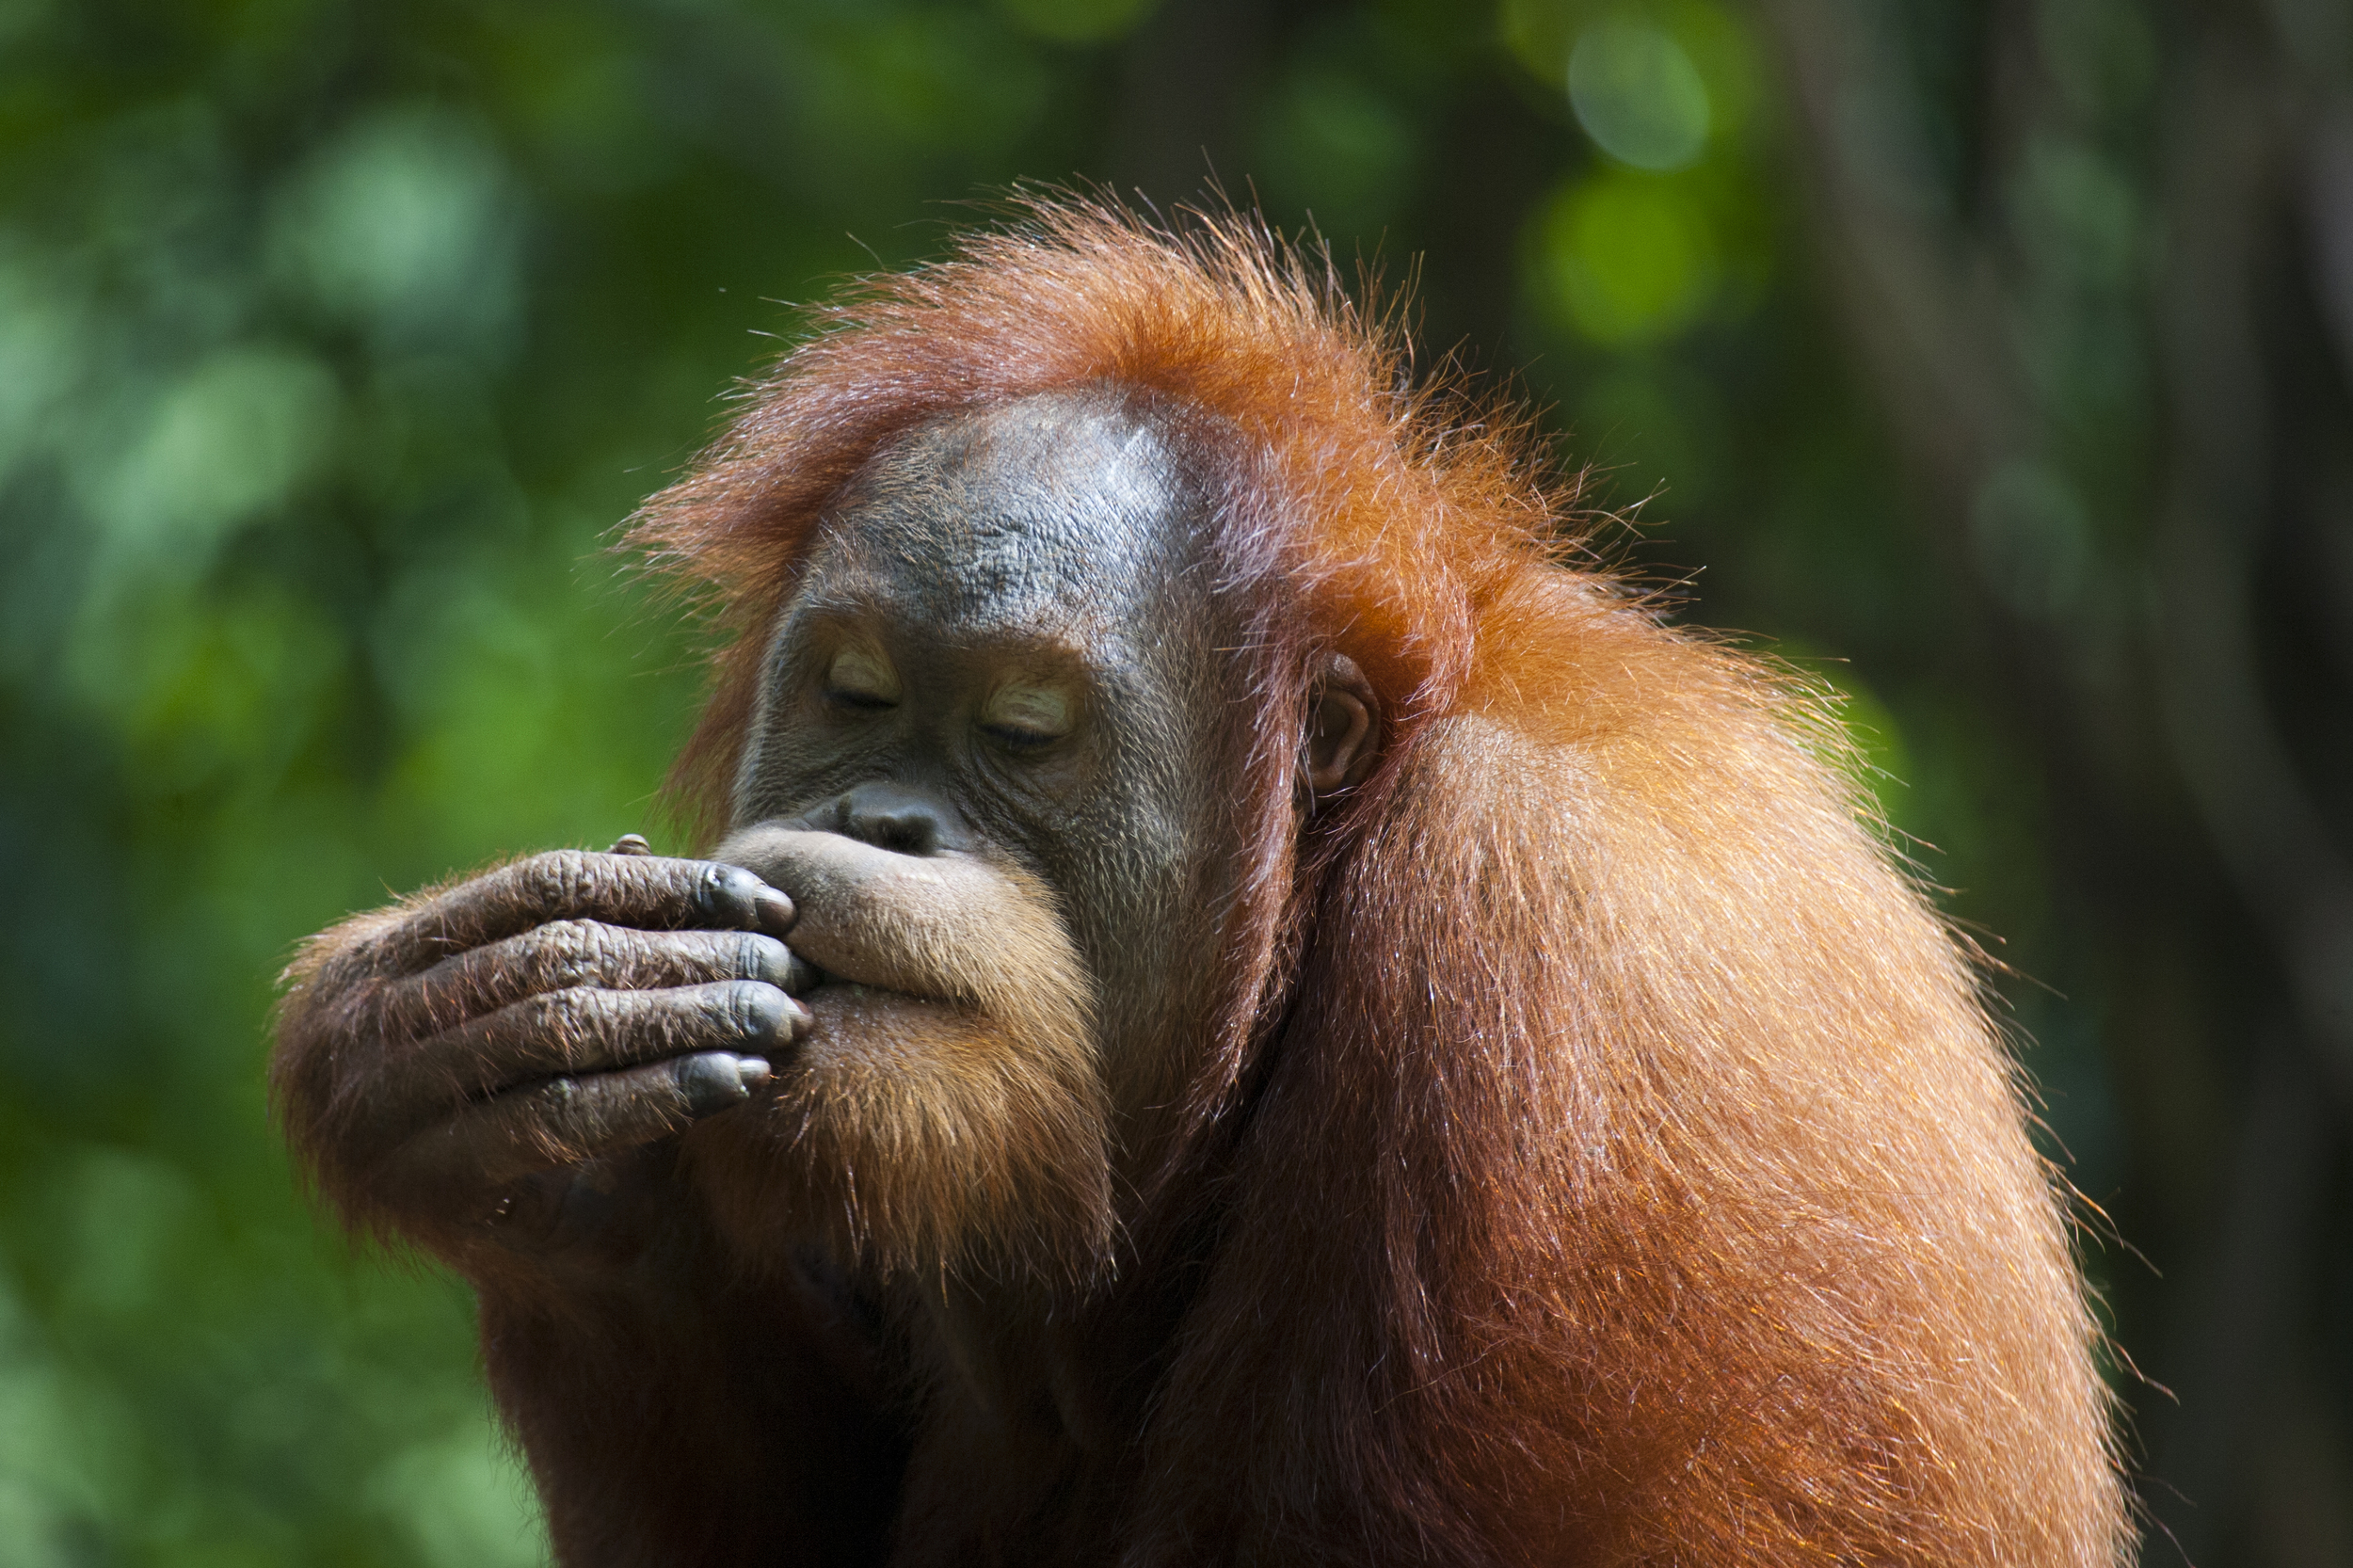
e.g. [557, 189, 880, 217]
[2, 0, 2346, 1561]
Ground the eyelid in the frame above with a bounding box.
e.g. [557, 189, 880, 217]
[824, 646, 901, 703]
[982, 682, 1073, 738]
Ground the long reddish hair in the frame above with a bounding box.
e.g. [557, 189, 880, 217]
[631, 200, 2127, 1563]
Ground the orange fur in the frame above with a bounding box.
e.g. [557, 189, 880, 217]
[689, 854, 1112, 1285]
[614, 199, 2130, 1561]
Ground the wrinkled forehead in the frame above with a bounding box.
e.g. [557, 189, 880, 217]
[799, 392, 1206, 638]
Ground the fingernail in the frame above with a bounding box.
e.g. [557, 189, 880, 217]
[736, 1057, 773, 1090]
[752, 886, 795, 934]
[609, 833, 653, 856]
[679, 1053, 750, 1117]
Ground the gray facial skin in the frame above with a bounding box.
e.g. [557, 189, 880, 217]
[714, 390, 1240, 1111]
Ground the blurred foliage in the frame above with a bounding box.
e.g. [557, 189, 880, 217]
[1, 0, 2341, 1562]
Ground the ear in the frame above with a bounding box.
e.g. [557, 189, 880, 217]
[1305, 652, 1381, 800]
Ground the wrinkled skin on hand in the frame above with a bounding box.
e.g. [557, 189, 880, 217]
[272, 840, 819, 1286]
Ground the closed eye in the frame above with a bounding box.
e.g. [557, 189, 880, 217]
[824, 647, 901, 711]
[981, 721, 1059, 751]
[981, 682, 1073, 752]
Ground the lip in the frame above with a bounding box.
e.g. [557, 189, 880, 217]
[803, 972, 929, 1006]
[796, 959, 953, 1016]
[708, 822, 999, 1007]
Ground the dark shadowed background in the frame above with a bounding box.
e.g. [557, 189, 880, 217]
[1, 0, 2345, 1562]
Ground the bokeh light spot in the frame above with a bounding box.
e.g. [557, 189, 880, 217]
[269, 105, 520, 353]
[1568, 19, 1711, 171]
[79, 346, 340, 579]
[1538, 171, 1717, 344]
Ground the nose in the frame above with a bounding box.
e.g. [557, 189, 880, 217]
[826, 781, 968, 856]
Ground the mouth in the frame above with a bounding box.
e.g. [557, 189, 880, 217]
[787, 932, 952, 1011]
[800, 969, 930, 1006]
[707, 822, 998, 1010]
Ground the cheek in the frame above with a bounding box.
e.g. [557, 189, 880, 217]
[732, 731, 827, 826]
[1047, 792, 1189, 952]
[1050, 781, 1228, 1048]
[1071, 716, 1217, 885]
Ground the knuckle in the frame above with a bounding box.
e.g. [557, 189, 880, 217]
[722, 980, 760, 1034]
[520, 850, 593, 913]
[510, 856, 564, 912]
[525, 920, 582, 986]
[532, 985, 612, 1056]
[734, 932, 769, 980]
[693, 862, 729, 920]
[544, 920, 615, 987]
[552, 849, 595, 909]
[680, 981, 741, 1043]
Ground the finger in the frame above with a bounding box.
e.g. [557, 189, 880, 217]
[381, 923, 822, 1039]
[389, 981, 806, 1116]
[384, 1051, 774, 1201]
[383, 850, 794, 969]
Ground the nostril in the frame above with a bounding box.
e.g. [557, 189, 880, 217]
[877, 814, 935, 855]
[837, 785, 948, 856]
